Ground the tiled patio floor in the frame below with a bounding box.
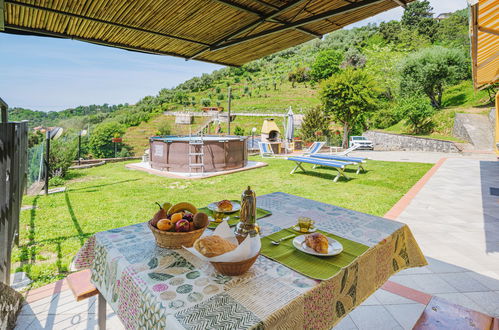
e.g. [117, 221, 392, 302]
[13, 155, 499, 329]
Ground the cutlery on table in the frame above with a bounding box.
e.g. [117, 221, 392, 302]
[271, 234, 296, 245]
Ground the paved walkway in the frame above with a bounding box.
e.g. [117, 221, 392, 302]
[13, 156, 499, 329]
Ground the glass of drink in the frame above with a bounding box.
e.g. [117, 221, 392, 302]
[297, 217, 314, 233]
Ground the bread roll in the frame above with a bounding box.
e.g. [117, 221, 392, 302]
[305, 233, 329, 254]
[194, 235, 237, 257]
[217, 200, 233, 211]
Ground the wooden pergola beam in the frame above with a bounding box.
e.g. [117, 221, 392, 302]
[391, 0, 407, 9]
[4, 24, 238, 67]
[4, 0, 211, 47]
[211, 0, 384, 51]
[212, 0, 322, 38]
[0, 0, 4, 31]
[190, 0, 311, 60]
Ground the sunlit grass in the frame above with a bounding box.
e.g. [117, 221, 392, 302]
[14, 156, 432, 288]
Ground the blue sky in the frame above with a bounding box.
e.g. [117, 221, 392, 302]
[0, 0, 467, 112]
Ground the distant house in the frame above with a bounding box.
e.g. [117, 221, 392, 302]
[436, 13, 452, 20]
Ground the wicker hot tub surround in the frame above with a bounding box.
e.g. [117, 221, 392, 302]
[149, 136, 248, 173]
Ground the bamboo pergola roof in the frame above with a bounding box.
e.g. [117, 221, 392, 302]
[469, 0, 499, 89]
[0, 0, 412, 67]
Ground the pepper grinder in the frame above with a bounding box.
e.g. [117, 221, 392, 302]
[234, 186, 260, 243]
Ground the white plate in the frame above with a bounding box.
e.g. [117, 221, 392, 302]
[292, 235, 343, 257]
[207, 201, 241, 213]
[292, 225, 317, 233]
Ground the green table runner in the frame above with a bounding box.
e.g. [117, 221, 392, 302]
[260, 228, 369, 280]
[198, 202, 272, 229]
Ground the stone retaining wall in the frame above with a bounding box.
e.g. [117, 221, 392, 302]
[453, 113, 472, 143]
[363, 131, 460, 153]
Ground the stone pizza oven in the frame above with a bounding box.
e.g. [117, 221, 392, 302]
[261, 118, 281, 142]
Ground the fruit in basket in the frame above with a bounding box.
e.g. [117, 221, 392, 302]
[157, 219, 174, 231]
[183, 213, 193, 222]
[151, 206, 167, 227]
[171, 212, 184, 224]
[167, 202, 198, 216]
[162, 202, 172, 211]
[175, 219, 190, 232]
[193, 212, 209, 229]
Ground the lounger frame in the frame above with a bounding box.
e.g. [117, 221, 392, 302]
[288, 157, 350, 182]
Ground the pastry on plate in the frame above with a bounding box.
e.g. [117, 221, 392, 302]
[194, 235, 237, 257]
[304, 232, 329, 254]
[217, 200, 233, 211]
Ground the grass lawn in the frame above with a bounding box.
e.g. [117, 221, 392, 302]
[14, 156, 432, 288]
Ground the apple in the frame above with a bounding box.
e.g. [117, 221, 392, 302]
[175, 219, 190, 232]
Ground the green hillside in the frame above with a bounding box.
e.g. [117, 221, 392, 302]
[10, 3, 497, 160]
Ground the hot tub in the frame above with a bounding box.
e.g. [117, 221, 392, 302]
[149, 136, 248, 173]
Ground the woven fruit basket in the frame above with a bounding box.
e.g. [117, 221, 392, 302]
[148, 220, 206, 249]
[210, 253, 259, 276]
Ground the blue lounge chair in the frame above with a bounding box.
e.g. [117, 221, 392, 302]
[287, 156, 354, 182]
[311, 154, 367, 174]
[302, 141, 325, 156]
[258, 142, 275, 158]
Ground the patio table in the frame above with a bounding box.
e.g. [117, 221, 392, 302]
[74, 192, 426, 329]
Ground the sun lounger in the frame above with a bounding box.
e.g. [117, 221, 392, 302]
[302, 141, 326, 156]
[287, 156, 354, 182]
[335, 144, 360, 156]
[311, 154, 367, 174]
[258, 142, 275, 158]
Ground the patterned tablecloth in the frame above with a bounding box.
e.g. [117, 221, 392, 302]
[74, 192, 426, 329]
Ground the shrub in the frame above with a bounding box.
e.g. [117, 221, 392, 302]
[299, 107, 331, 142]
[397, 96, 435, 134]
[49, 176, 66, 187]
[156, 122, 172, 136]
[88, 122, 126, 158]
[201, 98, 211, 107]
[233, 126, 245, 136]
[48, 138, 77, 178]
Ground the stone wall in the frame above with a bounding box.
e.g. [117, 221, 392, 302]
[363, 131, 460, 152]
[0, 282, 24, 329]
[453, 113, 472, 143]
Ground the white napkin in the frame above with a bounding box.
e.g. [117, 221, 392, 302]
[184, 220, 261, 262]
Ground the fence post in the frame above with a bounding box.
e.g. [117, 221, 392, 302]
[0, 97, 7, 123]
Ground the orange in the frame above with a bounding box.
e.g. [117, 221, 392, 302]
[171, 212, 183, 223]
[157, 219, 173, 231]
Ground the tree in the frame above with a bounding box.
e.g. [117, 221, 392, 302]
[401, 0, 437, 40]
[88, 122, 126, 158]
[300, 107, 331, 142]
[397, 96, 435, 134]
[400, 47, 469, 108]
[288, 67, 310, 88]
[320, 68, 379, 148]
[201, 98, 211, 107]
[310, 49, 343, 82]
[435, 9, 469, 49]
[378, 21, 402, 44]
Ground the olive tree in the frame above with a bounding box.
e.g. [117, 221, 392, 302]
[400, 47, 469, 108]
[320, 68, 379, 148]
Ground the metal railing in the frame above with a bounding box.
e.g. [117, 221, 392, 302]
[0, 98, 29, 285]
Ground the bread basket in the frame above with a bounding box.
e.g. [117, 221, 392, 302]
[210, 253, 259, 276]
[148, 220, 206, 249]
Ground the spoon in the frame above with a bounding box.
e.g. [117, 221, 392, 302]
[271, 234, 296, 245]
